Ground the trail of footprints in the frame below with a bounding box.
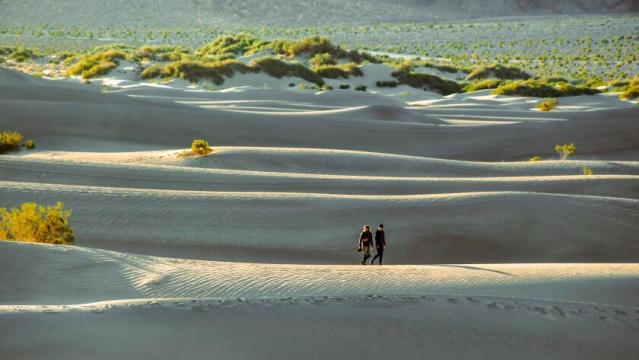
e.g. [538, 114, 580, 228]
[4, 295, 638, 325]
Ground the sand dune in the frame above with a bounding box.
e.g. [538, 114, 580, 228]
[1, 181, 637, 263]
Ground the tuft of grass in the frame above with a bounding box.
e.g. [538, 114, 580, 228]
[392, 71, 462, 95]
[555, 143, 576, 160]
[582, 167, 593, 176]
[466, 64, 531, 81]
[529, 156, 543, 162]
[0, 202, 74, 244]
[24, 139, 35, 149]
[191, 139, 212, 156]
[355, 85, 367, 91]
[537, 98, 558, 112]
[619, 78, 639, 100]
[0, 131, 24, 154]
[197, 35, 269, 57]
[251, 57, 324, 85]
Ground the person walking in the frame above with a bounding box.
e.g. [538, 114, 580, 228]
[371, 224, 386, 265]
[358, 225, 373, 265]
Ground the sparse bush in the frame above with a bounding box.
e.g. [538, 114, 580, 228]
[0, 202, 74, 244]
[310, 53, 336, 68]
[197, 35, 268, 57]
[251, 57, 324, 85]
[339, 84, 350, 89]
[355, 85, 367, 91]
[582, 167, 593, 175]
[0, 131, 24, 154]
[191, 139, 212, 156]
[555, 143, 576, 160]
[619, 78, 639, 100]
[392, 71, 462, 95]
[466, 64, 531, 81]
[537, 98, 558, 112]
[140, 64, 162, 79]
[529, 156, 543, 161]
[24, 139, 35, 149]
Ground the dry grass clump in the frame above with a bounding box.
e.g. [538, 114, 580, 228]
[619, 78, 639, 100]
[0, 131, 24, 154]
[197, 35, 269, 57]
[555, 143, 576, 160]
[0, 202, 74, 244]
[494, 79, 598, 97]
[140, 64, 162, 79]
[271, 36, 377, 64]
[179, 139, 213, 157]
[161, 59, 257, 84]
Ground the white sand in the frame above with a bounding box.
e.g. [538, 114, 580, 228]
[1, 66, 638, 359]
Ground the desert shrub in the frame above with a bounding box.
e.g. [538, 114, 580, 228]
[494, 79, 598, 97]
[392, 71, 462, 95]
[376, 80, 398, 88]
[619, 78, 639, 100]
[134, 45, 189, 61]
[24, 139, 35, 149]
[339, 84, 350, 89]
[270, 36, 377, 64]
[529, 156, 543, 161]
[582, 167, 593, 175]
[251, 57, 324, 85]
[555, 143, 576, 160]
[0, 131, 24, 154]
[9, 48, 34, 62]
[315, 63, 362, 79]
[537, 98, 558, 112]
[67, 50, 126, 79]
[197, 35, 269, 57]
[140, 64, 162, 79]
[466, 64, 531, 81]
[355, 85, 367, 91]
[0, 56, 5, 64]
[0, 202, 74, 244]
[421, 62, 461, 74]
[162, 59, 257, 84]
[310, 53, 336, 68]
[190, 139, 212, 156]
[463, 79, 503, 92]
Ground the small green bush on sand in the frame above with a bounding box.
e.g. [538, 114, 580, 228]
[0, 131, 24, 154]
[0, 202, 74, 244]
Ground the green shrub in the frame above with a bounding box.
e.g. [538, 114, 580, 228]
[24, 139, 35, 149]
[190, 139, 212, 156]
[339, 84, 350, 89]
[135, 45, 189, 61]
[537, 98, 558, 112]
[9, 48, 34, 63]
[463, 79, 503, 92]
[310, 53, 336, 68]
[270, 37, 377, 64]
[582, 167, 593, 176]
[162, 59, 257, 84]
[251, 57, 324, 85]
[619, 78, 639, 100]
[494, 79, 598, 98]
[392, 71, 462, 95]
[0, 131, 24, 154]
[140, 64, 162, 79]
[466, 64, 531, 81]
[529, 156, 543, 162]
[67, 50, 126, 79]
[0, 202, 74, 244]
[555, 143, 576, 160]
[355, 85, 367, 91]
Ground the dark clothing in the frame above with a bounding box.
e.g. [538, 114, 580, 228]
[374, 230, 385, 248]
[372, 230, 386, 264]
[358, 231, 373, 248]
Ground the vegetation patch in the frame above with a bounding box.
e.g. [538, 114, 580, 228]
[67, 49, 126, 79]
[251, 57, 324, 85]
[0, 131, 24, 154]
[494, 79, 598, 97]
[392, 71, 462, 95]
[197, 35, 269, 57]
[619, 78, 639, 100]
[466, 64, 531, 81]
[0, 202, 74, 244]
[463, 79, 503, 92]
[140, 64, 162, 79]
[270, 36, 377, 64]
[315, 63, 362, 79]
[161, 59, 257, 84]
[537, 98, 558, 111]
[555, 143, 576, 160]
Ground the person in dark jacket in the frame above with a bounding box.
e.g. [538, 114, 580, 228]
[358, 225, 373, 265]
[371, 224, 386, 265]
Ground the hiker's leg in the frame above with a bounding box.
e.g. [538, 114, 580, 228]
[378, 250, 384, 265]
[372, 254, 379, 264]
